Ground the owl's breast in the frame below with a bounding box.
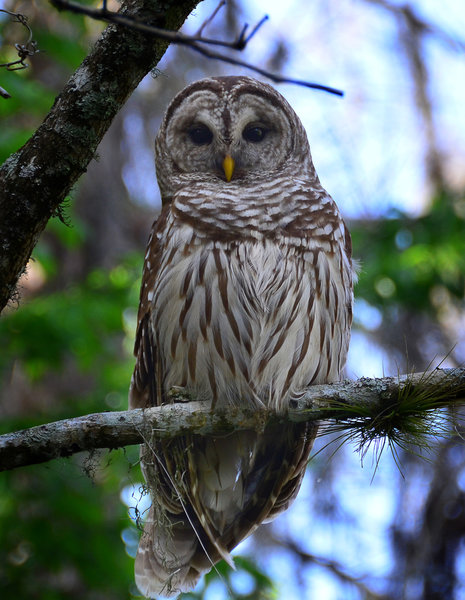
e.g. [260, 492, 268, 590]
[171, 178, 328, 243]
[150, 218, 352, 411]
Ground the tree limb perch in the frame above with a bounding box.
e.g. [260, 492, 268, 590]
[1, 368, 464, 472]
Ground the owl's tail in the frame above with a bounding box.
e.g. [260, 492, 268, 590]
[134, 505, 227, 599]
[134, 422, 316, 598]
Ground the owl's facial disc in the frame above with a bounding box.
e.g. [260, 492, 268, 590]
[165, 90, 293, 181]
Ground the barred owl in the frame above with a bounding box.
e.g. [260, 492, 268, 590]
[129, 76, 354, 598]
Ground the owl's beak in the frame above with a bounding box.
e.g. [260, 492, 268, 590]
[223, 154, 235, 182]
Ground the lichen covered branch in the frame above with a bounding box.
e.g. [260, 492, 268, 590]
[1, 368, 463, 472]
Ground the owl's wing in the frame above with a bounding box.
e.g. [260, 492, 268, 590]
[129, 208, 171, 410]
[129, 207, 217, 597]
[185, 422, 317, 554]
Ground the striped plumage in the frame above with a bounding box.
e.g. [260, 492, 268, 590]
[129, 76, 354, 598]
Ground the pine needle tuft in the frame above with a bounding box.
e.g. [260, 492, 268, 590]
[320, 367, 465, 472]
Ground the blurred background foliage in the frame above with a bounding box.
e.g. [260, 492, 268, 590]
[1, 0, 465, 599]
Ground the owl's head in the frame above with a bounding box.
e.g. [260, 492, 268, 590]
[155, 76, 315, 201]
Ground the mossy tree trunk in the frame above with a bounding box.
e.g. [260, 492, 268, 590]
[0, 0, 199, 313]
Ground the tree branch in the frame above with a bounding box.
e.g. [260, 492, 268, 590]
[50, 0, 344, 95]
[1, 368, 464, 472]
[275, 535, 391, 600]
[0, 0, 199, 313]
[363, 0, 465, 52]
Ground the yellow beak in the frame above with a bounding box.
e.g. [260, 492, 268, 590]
[223, 154, 235, 182]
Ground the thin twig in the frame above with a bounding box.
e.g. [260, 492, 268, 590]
[187, 41, 344, 94]
[239, 15, 269, 48]
[50, 0, 344, 96]
[0, 8, 39, 71]
[278, 536, 391, 600]
[195, 0, 225, 37]
[50, 0, 267, 50]
[0, 85, 11, 99]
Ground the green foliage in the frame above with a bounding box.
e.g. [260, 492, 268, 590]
[352, 191, 465, 314]
[0, 254, 140, 414]
[0, 242, 143, 597]
[33, 28, 93, 71]
[0, 217, 143, 597]
[0, 73, 56, 161]
[0, 449, 140, 599]
[0, 1, 102, 163]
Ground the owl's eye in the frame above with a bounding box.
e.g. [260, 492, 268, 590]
[242, 125, 268, 143]
[187, 124, 213, 145]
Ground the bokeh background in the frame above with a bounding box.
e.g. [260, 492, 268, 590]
[1, 0, 465, 598]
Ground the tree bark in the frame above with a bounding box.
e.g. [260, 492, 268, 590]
[0, 0, 199, 313]
[1, 368, 464, 471]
